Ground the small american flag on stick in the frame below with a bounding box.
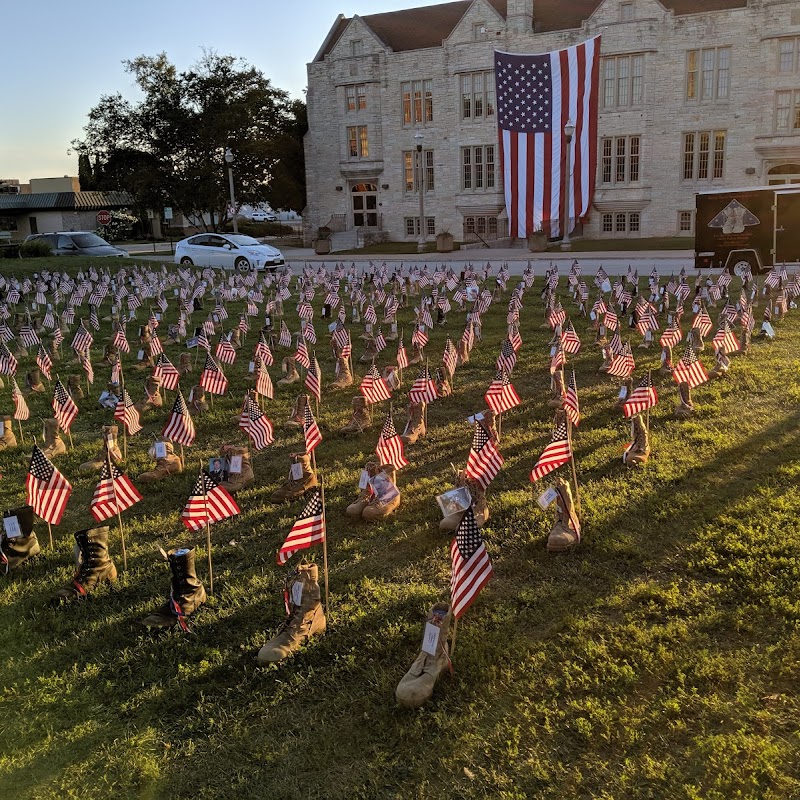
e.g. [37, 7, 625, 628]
[530, 420, 572, 482]
[90, 461, 142, 522]
[26, 445, 72, 524]
[375, 410, 409, 470]
[52, 379, 78, 432]
[450, 506, 493, 619]
[181, 473, 240, 532]
[162, 389, 196, 446]
[464, 421, 503, 490]
[277, 488, 325, 565]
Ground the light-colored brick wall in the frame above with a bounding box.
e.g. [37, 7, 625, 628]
[305, 0, 800, 244]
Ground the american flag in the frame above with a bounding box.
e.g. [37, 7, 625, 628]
[494, 36, 600, 239]
[530, 420, 572, 482]
[113, 328, 130, 354]
[26, 445, 72, 524]
[90, 461, 142, 522]
[672, 342, 709, 389]
[622, 373, 658, 418]
[77, 349, 94, 385]
[52, 379, 78, 432]
[508, 325, 523, 352]
[396, 339, 409, 369]
[114, 387, 142, 435]
[409, 366, 438, 404]
[197, 328, 211, 352]
[450, 506, 493, 620]
[71, 323, 93, 353]
[305, 355, 322, 403]
[561, 322, 581, 354]
[154, 353, 180, 391]
[604, 309, 619, 331]
[411, 325, 429, 350]
[712, 321, 740, 354]
[563, 370, 580, 427]
[692, 308, 713, 338]
[375, 410, 409, 470]
[295, 337, 311, 370]
[149, 309, 160, 329]
[200, 353, 228, 396]
[739, 304, 755, 333]
[465, 421, 504, 490]
[255, 358, 274, 399]
[496, 338, 517, 373]
[242, 394, 274, 451]
[547, 305, 567, 330]
[360, 364, 392, 404]
[148, 335, 164, 357]
[442, 337, 458, 377]
[660, 321, 683, 349]
[279, 321, 292, 348]
[485, 369, 521, 414]
[36, 344, 53, 380]
[181, 472, 240, 532]
[374, 328, 387, 353]
[607, 341, 635, 379]
[162, 389, 196, 446]
[19, 323, 39, 348]
[550, 342, 565, 374]
[364, 304, 378, 324]
[215, 334, 237, 366]
[255, 333, 274, 367]
[277, 488, 326, 565]
[0, 341, 17, 375]
[332, 325, 351, 358]
[636, 306, 659, 336]
[11, 376, 29, 421]
[303, 403, 322, 454]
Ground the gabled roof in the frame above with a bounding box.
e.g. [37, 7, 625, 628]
[0, 191, 134, 212]
[314, 0, 749, 59]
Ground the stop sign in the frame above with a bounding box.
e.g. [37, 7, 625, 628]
[96, 210, 112, 226]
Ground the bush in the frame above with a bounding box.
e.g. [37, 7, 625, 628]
[224, 221, 296, 238]
[19, 239, 53, 258]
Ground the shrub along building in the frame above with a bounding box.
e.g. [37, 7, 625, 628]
[304, 0, 800, 248]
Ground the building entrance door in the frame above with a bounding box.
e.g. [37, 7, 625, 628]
[351, 183, 378, 228]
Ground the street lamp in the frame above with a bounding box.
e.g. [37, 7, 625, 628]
[561, 119, 575, 251]
[225, 147, 238, 234]
[414, 130, 425, 254]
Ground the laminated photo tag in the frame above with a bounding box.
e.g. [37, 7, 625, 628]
[358, 469, 370, 490]
[537, 486, 559, 510]
[188, 387, 195, 402]
[209, 457, 226, 479]
[391, 322, 398, 333]
[248, 361, 255, 373]
[618, 385, 628, 400]
[291, 579, 304, 607]
[155, 313, 162, 321]
[31, 302, 37, 311]
[264, 316, 271, 327]
[589, 310, 596, 321]
[2, 515, 22, 539]
[761, 321, 775, 338]
[436, 486, 472, 518]
[291, 461, 303, 481]
[328, 322, 338, 333]
[365, 323, 373, 334]
[154, 442, 167, 459]
[660, 350, 667, 364]
[137, 349, 145, 361]
[421, 621, 441, 656]
[466, 412, 485, 425]
[186, 336, 198, 349]
[692, 302, 699, 314]
[601, 279, 612, 294]
[550, 345, 557, 357]
[174, 289, 180, 296]
[228, 455, 243, 474]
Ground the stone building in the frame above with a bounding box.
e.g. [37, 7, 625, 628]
[303, 0, 800, 247]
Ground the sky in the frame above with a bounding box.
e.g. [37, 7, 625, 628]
[0, 0, 445, 182]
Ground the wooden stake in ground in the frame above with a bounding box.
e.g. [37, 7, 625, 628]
[46, 521, 53, 549]
[566, 418, 582, 518]
[105, 441, 128, 571]
[319, 476, 330, 616]
[200, 460, 214, 595]
[450, 616, 459, 658]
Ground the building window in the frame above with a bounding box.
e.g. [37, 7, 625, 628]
[683, 131, 725, 180]
[461, 145, 496, 191]
[778, 38, 800, 74]
[602, 55, 644, 108]
[401, 79, 433, 126]
[473, 22, 488, 41]
[463, 216, 499, 239]
[347, 126, 369, 159]
[461, 71, 495, 121]
[601, 212, 640, 235]
[404, 217, 435, 237]
[678, 211, 694, 234]
[775, 90, 800, 133]
[600, 136, 640, 185]
[620, 2, 634, 21]
[351, 40, 363, 57]
[345, 84, 367, 112]
[402, 150, 435, 192]
[686, 47, 730, 101]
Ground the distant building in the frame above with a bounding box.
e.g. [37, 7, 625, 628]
[304, 0, 800, 246]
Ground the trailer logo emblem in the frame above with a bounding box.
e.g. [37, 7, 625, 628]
[708, 199, 760, 235]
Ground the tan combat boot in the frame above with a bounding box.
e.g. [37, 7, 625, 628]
[440, 471, 489, 532]
[271, 454, 317, 502]
[709, 349, 731, 379]
[400, 401, 426, 446]
[383, 366, 400, 391]
[285, 394, 308, 429]
[435, 369, 452, 398]
[615, 378, 634, 408]
[362, 464, 400, 521]
[135, 375, 163, 413]
[79, 425, 123, 472]
[659, 345, 673, 376]
[257, 562, 326, 663]
[688, 327, 705, 353]
[456, 339, 470, 366]
[548, 371, 566, 409]
[101, 341, 119, 366]
[25, 368, 45, 394]
[138, 438, 183, 482]
[178, 352, 192, 376]
[395, 603, 452, 708]
[217, 445, 255, 494]
[622, 414, 651, 467]
[67, 374, 84, 400]
[0, 415, 17, 450]
[598, 346, 612, 373]
[345, 461, 379, 518]
[41, 418, 66, 458]
[359, 335, 378, 364]
[190, 385, 209, 414]
[277, 356, 299, 386]
[546, 477, 581, 552]
[341, 395, 370, 435]
[408, 344, 424, 365]
[674, 381, 694, 419]
[330, 356, 353, 389]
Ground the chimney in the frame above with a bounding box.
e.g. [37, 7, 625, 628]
[506, 0, 533, 34]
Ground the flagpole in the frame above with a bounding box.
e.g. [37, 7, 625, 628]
[119, 358, 127, 462]
[320, 476, 330, 617]
[645, 369, 652, 437]
[566, 418, 581, 518]
[201, 460, 214, 596]
[105, 440, 128, 571]
[450, 617, 458, 658]
[424, 357, 429, 432]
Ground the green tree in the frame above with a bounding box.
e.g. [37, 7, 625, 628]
[72, 50, 306, 231]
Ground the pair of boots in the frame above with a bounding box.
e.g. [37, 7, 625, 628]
[341, 396, 370, 435]
[285, 394, 309, 429]
[79, 425, 123, 472]
[439, 472, 489, 532]
[42, 418, 66, 459]
[0, 416, 17, 451]
[345, 463, 400, 521]
[330, 357, 353, 389]
[138, 437, 183, 482]
[278, 357, 299, 385]
[135, 376, 163, 413]
[217, 445, 255, 494]
[622, 415, 650, 467]
[1, 505, 40, 574]
[26, 369, 45, 394]
[271, 454, 317, 502]
[400, 401, 426, 445]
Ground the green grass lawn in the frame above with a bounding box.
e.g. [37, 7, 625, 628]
[0, 256, 798, 799]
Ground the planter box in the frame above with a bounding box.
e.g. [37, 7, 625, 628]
[527, 233, 548, 252]
[436, 232, 454, 253]
[314, 239, 331, 255]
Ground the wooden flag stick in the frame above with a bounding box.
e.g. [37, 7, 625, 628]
[105, 442, 128, 571]
[450, 616, 458, 658]
[646, 369, 652, 437]
[319, 476, 330, 617]
[17, 419, 23, 443]
[200, 459, 214, 595]
[566, 419, 582, 518]
[47, 520, 53, 549]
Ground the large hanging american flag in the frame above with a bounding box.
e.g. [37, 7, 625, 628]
[495, 37, 601, 239]
[162, 388, 196, 446]
[26, 445, 72, 524]
[464, 421, 504, 490]
[181, 472, 240, 532]
[375, 410, 409, 470]
[450, 506, 493, 620]
[90, 461, 143, 522]
[277, 488, 326, 565]
[530, 420, 572, 482]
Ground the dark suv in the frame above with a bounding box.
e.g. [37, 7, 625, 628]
[25, 231, 129, 257]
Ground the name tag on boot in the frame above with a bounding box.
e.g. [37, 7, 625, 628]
[2, 515, 22, 539]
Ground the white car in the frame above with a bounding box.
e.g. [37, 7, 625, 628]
[251, 210, 277, 222]
[174, 233, 285, 272]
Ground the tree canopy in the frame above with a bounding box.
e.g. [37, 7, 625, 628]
[72, 51, 307, 230]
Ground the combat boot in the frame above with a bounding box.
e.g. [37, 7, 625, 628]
[599, 346, 612, 373]
[285, 394, 308, 429]
[0, 415, 17, 450]
[271, 454, 317, 502]
[359, 335, 378, 364]
[101, 341, 119, 366]
[400, 401, 426, 445]
[67, 374, 84, 401]
[546, 477, 581, 552]
[688, 327, 705, 352]
[395, 603, 452, 708]
[345, 462, 379, 518]
[341, 395, 370, 435]
[217, 445, 255, 494]
[330, 356, 353, 389]
[135, 375, 163, 413]
[362, 464, 400, 521]
[383, 366, 399, 391]
[52, 526, 117, 603]
[435, 369, 452, 398]
[257, 561, 326, 664]
[277, 356, 299, 385]
[138, 438, 183, 482]
[408, 344, 424, 365]
[41, 418, 66, 458]
[140, 548, 206, 630]
[548, 371, 566, 408]
[615, 378, 634, 408]
[622, 414, 651, 467]
[709, 349, 731, 379]
[456, 339, 470, 366]
[659, 345, 673, 376]
[230, 328, 243, 349]
[440, 472, 489, 532]
[675, 381, 694, 419]
[190, 385, 209, 414]
[79, 425, 123, 472]
[25, 368, 45, 394]
[0, 505, 40, 573]
[178, 352, 192, 376]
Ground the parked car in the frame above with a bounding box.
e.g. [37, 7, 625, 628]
[251, 210, 278, 222]
[174, 233, 284, 271]
[25, 231, 129, 257]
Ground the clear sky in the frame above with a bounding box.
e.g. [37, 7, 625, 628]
[0, 0, 444, 182]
